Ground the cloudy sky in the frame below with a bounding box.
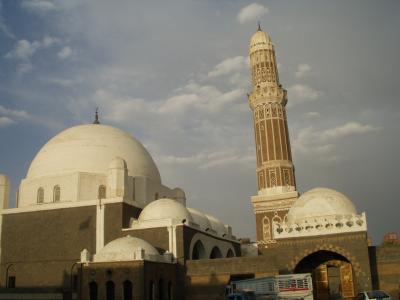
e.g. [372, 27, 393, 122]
[0, 0, 399, 243]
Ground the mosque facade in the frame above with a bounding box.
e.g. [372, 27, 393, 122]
[0, 28, 399, 300]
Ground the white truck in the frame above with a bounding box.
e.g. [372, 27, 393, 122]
[225, 273, 314, 300]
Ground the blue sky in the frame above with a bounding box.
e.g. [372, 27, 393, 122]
[0, 0, 399, 243]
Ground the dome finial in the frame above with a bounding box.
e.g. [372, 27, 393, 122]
[93, 107, 100, 124]
[257, 21, 262, 31]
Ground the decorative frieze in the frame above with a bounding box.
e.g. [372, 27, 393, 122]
[272, 213, 367, 239]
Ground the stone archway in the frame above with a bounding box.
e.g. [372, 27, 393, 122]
[191, 240, 206, 260]
[294, 250, 355, 300]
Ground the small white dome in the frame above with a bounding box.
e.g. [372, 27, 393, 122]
[138, 198, 193, 223]
[205, 214, 227, 237]
[95, 235, 159, 262]
[26, 124, 161, 183]
[287, 187, 357, 224]
[187, 207, 212, 231]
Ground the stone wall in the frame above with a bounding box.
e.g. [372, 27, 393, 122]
[259, 232, 373, 292]
[1, 205, 96, 288]
[81, 260, 144, 300]
[186, 256, 278, 300]
[185, 231, 372, 299]
[0, 201, 139, 288]
[122, 227, 170, 254]
[370, 243, 400, 299]
[82, 260, 178, 300]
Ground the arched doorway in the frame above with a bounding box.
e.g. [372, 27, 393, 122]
[209, 247, 222, 259]
[295, 250, 355, 300]
[191, 240, 206, 260]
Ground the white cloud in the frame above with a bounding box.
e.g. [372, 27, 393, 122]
[0, 2, 15, 39]
[287, 84, 322, 107]
[0, 105, 29, 119]
[5, 36, 58, 60]
[158, 149, 254, 170]
[208, 56, 249, 78]
[159, 83, 245, 115]
[92, 81, 245, 122]
[0, 116, 15, 127]
[20, 0, 56, 13]
[237, 3, 269, 24]
[295, 63, 311, 78]
[293, 122, 381, 161]
[303, 111, 321, 118]
[42, 36, 58, 47]
[5, 39, 40, 60]
[43, 77, 81, 87]
[16, 62, 34, 75]
[320, 122, 381, 141]
[0, 105, 29, 127]
[57, 46, 73, 59]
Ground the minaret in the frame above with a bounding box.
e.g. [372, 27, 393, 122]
[248, 26, 299, 247]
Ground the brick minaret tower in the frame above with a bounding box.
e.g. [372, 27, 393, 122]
[248, 26, 299, 247]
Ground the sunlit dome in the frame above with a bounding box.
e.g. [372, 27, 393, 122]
[187, 207, 212, 231]
[95, 235, 159, 262]
[287, 187, 357, 224]
[205, 213, 227, 237]
[138, 198, 193, 223]
[26, 124, 161, 183]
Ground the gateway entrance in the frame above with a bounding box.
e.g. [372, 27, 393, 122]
[295, 250, 355, 300]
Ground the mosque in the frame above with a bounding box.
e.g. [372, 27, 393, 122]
[0, 27, 399, 300]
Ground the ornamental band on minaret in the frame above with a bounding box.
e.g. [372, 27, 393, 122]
[248, 26, 299, 246]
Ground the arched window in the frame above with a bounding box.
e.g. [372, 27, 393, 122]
[158, 279, 164, 300]
[89, 281, 97, 300]
[123, 280, 132, 300]
[53, 185, 60, 202]
[262, 216, 271, 241]
[167, 282, 173, 300]
[98, 185, 106, 199]
[37, 187, 44, 204]
[226, 249, 235, 258]
[209, 247, 223, 259]
[106, 281, 115, 300]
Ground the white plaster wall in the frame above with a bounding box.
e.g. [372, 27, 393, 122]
[78, 172, 107, 201]
[18, 172, 111, 207]
[145, 179, 184, 205]
[17, 169, 184, 212]
[132, 177, 185, 206]
[108, 166, 127, 198]
[19, 172, 79, 207]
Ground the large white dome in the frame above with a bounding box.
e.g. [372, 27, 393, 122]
[187, 207, 212, 231]
[287, 187, 357, 223]
[138, 198, 193, 223]
[205, 213, 227, 237]
[26, 124, 161, 183]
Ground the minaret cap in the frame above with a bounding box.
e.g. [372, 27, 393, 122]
[249, 24, 272, 53]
